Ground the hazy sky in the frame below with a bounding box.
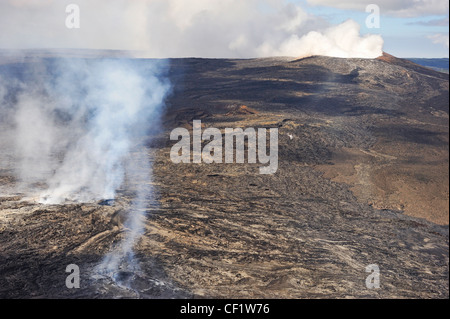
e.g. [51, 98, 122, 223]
[0, 0, 448, 58]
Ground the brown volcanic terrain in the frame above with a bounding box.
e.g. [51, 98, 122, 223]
[0, 54, 448, 298]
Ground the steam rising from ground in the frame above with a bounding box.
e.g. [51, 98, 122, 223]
[0, 58, 170, 283]
[0, 59, 170, 204]
[0, 0, 383, 59]
[96, 149, 154, 283]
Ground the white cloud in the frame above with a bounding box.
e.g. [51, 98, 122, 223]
[307, 0, 449, 17]
[409, 17, 449, 26]
[429, 33, 450, 48]
[0, 0, 383, 58]
[8, 0, 54, 8]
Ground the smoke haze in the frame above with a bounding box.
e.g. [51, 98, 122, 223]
[0, 0, 383, 59]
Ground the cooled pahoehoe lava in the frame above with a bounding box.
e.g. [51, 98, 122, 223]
[0, 53, 448, 298]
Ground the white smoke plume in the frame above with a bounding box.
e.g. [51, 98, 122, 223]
[265, 20, 383, 59]
[0, 58, 170, 204]
[0, 0, 383, 59]
[0, 58, 170, 287]
[96, 149, 154, 284]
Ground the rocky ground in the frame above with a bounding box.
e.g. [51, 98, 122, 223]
[0, 53, 448, 298]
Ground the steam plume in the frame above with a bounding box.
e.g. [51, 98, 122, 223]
[0, 58, 170, 204]
[0, 57, 170, 285]
[96, 149, 154, 284]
